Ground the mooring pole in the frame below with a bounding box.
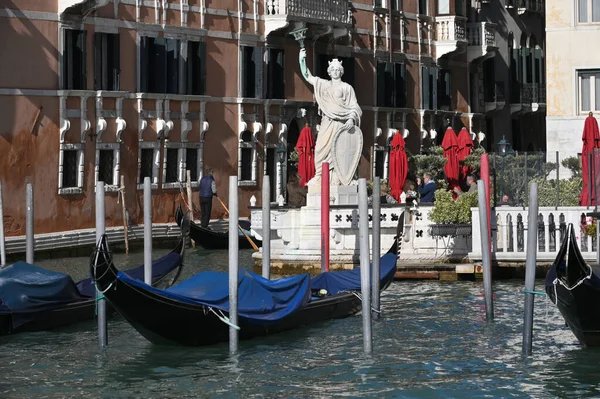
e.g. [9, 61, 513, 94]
[321, 162, 330, 273]
[0, 182, 6, 267]
[25, 183, 34, 265]
[478, 180, 494, 320]
[186, 170, 195, 248]
[95, 181, 108, 347]
[229, 176, 239, 355]
[358, 178, 373, 354]
[371, 176, 381, 319]
[262, 175, 271, 279]
[143, 177, 152, 285]
[522, 182, 539, 356]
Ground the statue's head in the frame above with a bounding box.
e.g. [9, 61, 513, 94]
[327, 58, 344, 78]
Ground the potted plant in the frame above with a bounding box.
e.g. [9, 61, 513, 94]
[428, 189, 478, 237]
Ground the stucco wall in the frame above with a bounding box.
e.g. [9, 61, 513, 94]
[546, 0, 600, 159]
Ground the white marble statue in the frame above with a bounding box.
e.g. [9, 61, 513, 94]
[299, 48, 363, 187]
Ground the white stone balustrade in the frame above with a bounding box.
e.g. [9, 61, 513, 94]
[436, 16, 467, 42]
[467, 22, 496, 47]
[470, 206, 597, 262]
[264, 0, 352, 37]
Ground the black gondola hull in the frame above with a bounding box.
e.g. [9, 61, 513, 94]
[545, 224, 600, 347]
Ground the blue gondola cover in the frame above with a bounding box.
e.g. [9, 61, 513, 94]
[0, 262, 84, 327]
[309, 253, 398, 295]
[117, 269, 312, 324]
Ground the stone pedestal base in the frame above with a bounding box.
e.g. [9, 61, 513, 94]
[306, 184, 358, 207]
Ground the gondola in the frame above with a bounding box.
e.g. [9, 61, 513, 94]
[545, 223, 600, 347]
[175, 204, 261, 250]
[0, 212, 190, 336]
[91, 213, 404, 347]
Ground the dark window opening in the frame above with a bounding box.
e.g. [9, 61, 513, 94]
[165, 148, 179, 183]
[438, 69, 452, 109]
[140, 37, 180, 94]
[140, 148, 154, 180]
[94, 33, 120, 91]
[187, 41, 207, 95]
[242, 46, 262, 98]
[377, 61, 407, 107]
[186, 148, 198, 181]
[240, 130, 253, 181]
[63, 29, 87, 90]
[98, 149, 114, 185]
[62, 150, 78, 188]
[266, 48, 285, 99]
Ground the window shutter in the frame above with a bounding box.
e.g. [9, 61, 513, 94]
[199, 41, 207, 95]
[275, 49, 284, 99]
[94, 33, 102, 91]
[385, 62, 394, 107]
[139, 36, 149, 93]
[111, 34, 120, 91]
[431, 67, 438, 109]
[376, 61, 386, 106]
[79, 30, 87, 90]
[341, 57, 354, 86]
[254, 47, 263, 99]
[394, 63, 406, 107]
[421, 66, 430, 109]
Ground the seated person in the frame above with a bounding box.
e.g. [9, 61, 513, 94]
[286, 172, 307, 207]
[416, 173, 437, 203]
[368, 181, 398, 205]
[499, 194, 514, 206]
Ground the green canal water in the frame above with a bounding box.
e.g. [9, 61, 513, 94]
[0, 247, 599, 398]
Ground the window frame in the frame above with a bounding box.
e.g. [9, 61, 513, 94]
[238, 130, 258, 186]
[577, 0, 600, 24]
[137, 142, 161, 190]
[162, 142, 183, 190]
[62, 28, 87, 90]
[58, 145, 85, 195]
[94, 32, 120, 91]
[577, 69, 600, 115]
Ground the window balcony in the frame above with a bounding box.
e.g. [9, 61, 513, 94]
[484, 82, 505, 113]
[505, 0, 545, 15]
[466, 22, 498, 63]
[510, 83, 546, 114]
[265, 0, 352, 38]
[434, 16, 468, 59]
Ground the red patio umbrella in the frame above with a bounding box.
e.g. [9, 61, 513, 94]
[295, 123, 315, 187]
[580, 113, 600, 206]
[389, 132, 408, 202]
[456, 127, 474, 183]
[441, 127, 460, 194]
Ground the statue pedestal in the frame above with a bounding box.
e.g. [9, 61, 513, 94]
[306, 184, 358, 207]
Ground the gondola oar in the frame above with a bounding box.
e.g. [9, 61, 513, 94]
[216, 196, 260, 251]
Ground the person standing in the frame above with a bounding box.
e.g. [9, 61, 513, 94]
[199, 168, 217, 228]
[416, 172, 437, 203]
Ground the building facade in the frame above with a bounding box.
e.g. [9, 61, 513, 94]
[0, 0, 499, 236]
[476, 0, 546, 153]
[546, 0, 600, 161]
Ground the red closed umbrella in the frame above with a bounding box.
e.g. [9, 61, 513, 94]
[441, 127, 459, 193]
[456, 127, 474, 183]
[389, 132, 408, 202]
[580, 113, 600, 206]
[295, 123, 315, 187]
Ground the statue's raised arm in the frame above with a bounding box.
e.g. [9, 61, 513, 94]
[299, 48, 317, 86]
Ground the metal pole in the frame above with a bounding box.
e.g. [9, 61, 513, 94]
[0, 182, 5, 267]
[95, 181, 108, 347]
[143, 177, 152, 285]
[25, 183, 34, 264]
[477, 180, 494, 321]
[555, 151, 559, 210]
[358, 178, 372, 354]
[522, 182, 539, 356]
[229, 176, 239, 355]
[262, 175, 271, 279]
[480, 154, 492, 260]
[371, 177, 381, 319]
[321, 162, 330, 273]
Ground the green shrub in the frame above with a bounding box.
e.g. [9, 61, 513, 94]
[525, 177, 583, 207]
[428, 189, 479, 224]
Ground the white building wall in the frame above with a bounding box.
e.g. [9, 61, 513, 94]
[546, 0, 600, 161]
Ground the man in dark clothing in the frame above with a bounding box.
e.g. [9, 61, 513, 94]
[199, 168, 217, 228]
[416, 172, 437, 203]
